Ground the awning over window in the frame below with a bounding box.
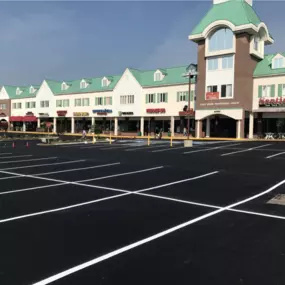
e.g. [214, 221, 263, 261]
[23, 116, 37, 122]
[9, 116, 23, 122]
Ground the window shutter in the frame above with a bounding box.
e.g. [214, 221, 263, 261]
[258, 86, 262, 98]
[153, 94, 156, 103]
[278, 84, 283, 97]
[177, 92, 179, 102]
[110, 97, 112, 105]
[146, 94, 148, 104]
[165, 93, 168, 103]
[190, 91, 194, 101]
[270, 84, 275, 97]
[186, 91, 189, 102]
[104, 97, 106, 105]
[157, 94, 160, 103]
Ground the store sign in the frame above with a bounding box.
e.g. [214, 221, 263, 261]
[38, 113, 49, 117]
[118, 111, 134, 116]
[179, 108, 195, 116]
[206, 92, 219, 100]
[26, 112, 34, 116]
[146, 108, 166, 114]
[57, 110, 67, 117]
[92, 109, 112, 114]
[73, 112, 89, 117]
[97, 112, 107, 116]
[259, 98, 285, 107]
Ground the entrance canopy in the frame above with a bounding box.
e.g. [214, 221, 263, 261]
[10, 116, 23, 122]
[10, 116, 37, 122]
[23, 116, 37, 122]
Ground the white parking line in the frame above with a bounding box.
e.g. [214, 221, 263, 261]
[125, 144, 169, 152]
[1, 159, 86, 171]
[0, 153, 12, 156]
[0, 193, 129, 224]
[78, 166, 164, 183]
[33, 162, 120, 176]
[152, 146, 186, 153]
[100, 145, 133, 150]
[0, 171, 217, 221]
[221, 144, 271, 156]
[184, 143, 242, 155]
[0, 155, 32, 159]
[0, 157, 57, 165]
[0, 176, 22, 181]
[32, 176, 285, 285]
[266, 151, 285, 159]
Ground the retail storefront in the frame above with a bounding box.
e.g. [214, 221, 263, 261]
[73, 112, 90, 133]
[56, 110, 71, 133]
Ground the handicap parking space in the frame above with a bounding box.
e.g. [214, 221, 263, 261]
[56, 211, 285, 285]
[147, 171, 278, 207]
[0, 194, 212, 285]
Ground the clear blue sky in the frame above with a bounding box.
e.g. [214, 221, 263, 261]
[0, 1, 283, 85]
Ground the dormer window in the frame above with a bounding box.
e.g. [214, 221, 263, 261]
[80, 80, 87, 89]
[61, 82, 68, 91]
[273, 58, 284, 69]
[16, 87, 21, 95]
[254, 37, 259, 51]
[102, 79, 108, 87]
[154, 72, 162, 81]
[29, 86, 34, 94]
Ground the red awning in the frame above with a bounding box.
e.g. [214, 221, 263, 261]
[23, 116, 37, 122]
[10, 116, 23, 122]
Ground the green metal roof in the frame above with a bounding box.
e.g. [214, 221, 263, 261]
[254, 53, 285, 77]
[4, 85, 39, 99]
[191, 0, 261, 36]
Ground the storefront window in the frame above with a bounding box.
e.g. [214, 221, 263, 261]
[221, 84, 232, 98]
[74, 99, 82, 107]
[262, 85, 271, 97]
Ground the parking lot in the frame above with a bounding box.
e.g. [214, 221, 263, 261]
[2, 139, 285, 285]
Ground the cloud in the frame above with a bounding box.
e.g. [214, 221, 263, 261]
[0, 7, 79, 85]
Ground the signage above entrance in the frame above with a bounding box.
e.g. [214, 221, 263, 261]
[206, 92, 219, 100]
[146, 108, 166, 114]
[73, 112, 89, 117]
[179, 109, 195, 116]
[38, 113, 49, 117]
[57, 110, 67, 117]
[93, 109, 112, 114]
[259, 98, 285, 107]
[118, 111, 134, 116]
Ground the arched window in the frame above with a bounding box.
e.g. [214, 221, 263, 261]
[208, 28, 233, 52]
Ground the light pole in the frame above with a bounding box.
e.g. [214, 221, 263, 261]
[182, 64, 198, 140]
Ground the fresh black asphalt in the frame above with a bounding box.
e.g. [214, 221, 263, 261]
[1, 139, 285, 284]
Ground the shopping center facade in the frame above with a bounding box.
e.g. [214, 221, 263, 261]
[0, 0, 285, 139]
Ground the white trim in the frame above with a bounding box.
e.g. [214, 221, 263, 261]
[189, 21, 274, 45]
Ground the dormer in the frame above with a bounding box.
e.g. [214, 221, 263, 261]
[272, 54, 285, 69]
[16, 87, 22, 95]
[101, 77, 111, 87]
[61, 82, 69, 91]
[80, 79, 91, 89]
[154, 69, 166, 82]
[250, 29, 266, 59]
[29, 86, 35, 94]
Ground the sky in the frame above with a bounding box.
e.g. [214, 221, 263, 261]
[0, 0, 284, 86]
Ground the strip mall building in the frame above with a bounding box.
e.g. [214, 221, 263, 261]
[0, 0, 284, 139]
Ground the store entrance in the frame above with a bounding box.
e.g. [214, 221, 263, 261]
[210, 115, 237, 138]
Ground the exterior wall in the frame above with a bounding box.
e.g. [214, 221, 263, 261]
[113, 69, 143, 117]
[142, 83, 195, 118]
[0, 88, 11, 120]
[54, 91, 113, 118]
[11, 97, 36, 116]
[35, 81, 55, 118]
[253, 75, 285, 110]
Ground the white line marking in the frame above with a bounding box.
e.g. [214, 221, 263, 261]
[33, 162, 120, 176]
[152, 146, 186, 153]
[266, 151, 285, 159]
[0, 155, 32, 159]
[0, 160, 86, 171]
[0, 157, 57, 165]
[125, 144, 169, 152]
[100, 145, 133, 150]
[77, 166, 164, 183]
[184, 143, 241, 154]
[0, 153, 12, 155]
[0, 193, 129, 224]
[0, 175, 22, 181]
[0, 183, 68, 195]
[31, 176, 285, 285]
[136, 171, 219, 193]
[0, 171, 217, 220]
[221, 144, 271, 156]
